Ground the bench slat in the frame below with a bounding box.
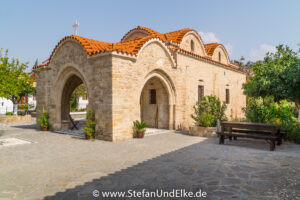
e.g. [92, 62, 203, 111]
[231, 129, 272, 135]
[217, 132, 279, 140]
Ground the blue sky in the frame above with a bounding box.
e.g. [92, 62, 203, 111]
[1, 0, 299, 70]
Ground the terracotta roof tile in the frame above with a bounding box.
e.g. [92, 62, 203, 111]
[120, 26, 164, 41]
[136, 26, 162, 36]
[33, 34, 166, 69]
[33, 26, 245, 74]
[121, 26, 191, 44]
[175, 47, 246, 74]
[164, 28, 191, 43]
[204, 43, 220, 56]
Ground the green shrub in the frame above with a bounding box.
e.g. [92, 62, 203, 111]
[5, 112, 13, 116]
[281, 122, 300, 144]
[81, 109, 96, 140]
[244, 97, 300, 144]
[17, 110, 25, 115]
[243, 97, 296, 126]
[37, 110, 50, 128]
[23, 104, 29, 112]
[191, 95, 227, 127]
[22, 104, 34, 112]
[198, 113, 215, 127]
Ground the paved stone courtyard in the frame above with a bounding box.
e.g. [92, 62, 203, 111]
[0, 123, 300, 200]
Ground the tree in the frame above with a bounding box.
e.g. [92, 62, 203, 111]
[0, 49, 35, 115]
[70, 84, 87, 111]
[233, 56, 253, 75]
[243, 45, 300, 121]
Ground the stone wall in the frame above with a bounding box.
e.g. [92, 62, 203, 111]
[111, 41, 178, 141]
[177, 53, 246, 128]
[111, 40, 246, 140]
[211, 46, 230, 65]
[180, 32, 206, 56]
[35, 40, 113, 140]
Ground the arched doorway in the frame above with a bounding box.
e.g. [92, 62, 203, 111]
[140, 77, 170, 129]
[60, 74, 87, 129]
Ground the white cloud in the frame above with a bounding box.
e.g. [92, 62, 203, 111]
[199, 32, 220, 43]
[224, 44, 233, 57]
[249, 44, 276, 61]
[199, 31, 233, 57]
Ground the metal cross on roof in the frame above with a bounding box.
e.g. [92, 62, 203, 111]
[72, 20, 79, 35]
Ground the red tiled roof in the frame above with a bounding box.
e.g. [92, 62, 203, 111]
[33, 34, 167, 69]
[120, 26, 162, 41]
[204, 43, 220, 56]
[174, 47, 246, 74]
[33, 26, 245, 74]
[164, 28, 191, 43]
[121, 26, 191, 44]
[134, 26, 162, 37]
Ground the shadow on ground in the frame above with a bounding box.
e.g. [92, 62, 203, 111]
[43, 137, 300, 200]
[12, 124, 36, 130]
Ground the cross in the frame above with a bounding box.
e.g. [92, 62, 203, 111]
[72, 20, 79, 35]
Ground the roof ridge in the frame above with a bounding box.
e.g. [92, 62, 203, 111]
[163, 28, 190, 34]
[205, 42, 220, 45]
[204, 43, 221, 56]
[33, 27, 238, 73]
[136, 26, 161, 35]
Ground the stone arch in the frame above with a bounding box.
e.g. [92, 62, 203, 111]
[136, 38, 176, 68]
[139, 69, 176, 129]
[212, 45, 230, 65]
[46, 38, 89, 67]
[180, 30, 207, 56]
[121, 29, 151, 41]
[52, 65, 91, 130]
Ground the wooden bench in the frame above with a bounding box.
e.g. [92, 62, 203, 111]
[217, 122, 282, 151]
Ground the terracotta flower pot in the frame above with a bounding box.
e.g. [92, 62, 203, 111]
[137, 131, 145, 138]
[85, 134, 90, 140]
[43, 126, 48, 131]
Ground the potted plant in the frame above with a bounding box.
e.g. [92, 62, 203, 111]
[81, 109, 96, 140]
[37, 110, 50, 131]
[133, 120, 149, 138]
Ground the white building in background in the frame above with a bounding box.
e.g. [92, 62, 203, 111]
[0, 97, 13, 114]
[0, 94, 87, 115]
[77, 96, 88, 110]
[28, 94, 37, 109]
[0, 96, 36, 115]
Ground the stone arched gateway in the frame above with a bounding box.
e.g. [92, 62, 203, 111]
[34, 26, 247, 141]
[140, 70, 176, 130]
[54, 66, 90, 130]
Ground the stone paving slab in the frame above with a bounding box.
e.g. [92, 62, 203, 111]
[0, 123, 300, 200]
[0, 137, 32, 147]
[145, 128, 174, 136]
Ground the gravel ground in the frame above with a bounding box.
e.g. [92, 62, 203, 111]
[0, 123, 299, 200]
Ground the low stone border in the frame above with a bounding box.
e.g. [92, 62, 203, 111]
[189, 126, 217, 137]
[0, 115, 33, 124]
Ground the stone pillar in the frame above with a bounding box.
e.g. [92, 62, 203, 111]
[169, 104, 175, 130]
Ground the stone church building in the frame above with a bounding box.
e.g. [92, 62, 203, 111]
[33, 26, 247, 141]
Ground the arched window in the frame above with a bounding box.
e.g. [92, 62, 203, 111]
[218, 52, 221, 62]
[191, 40, 195, 52]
